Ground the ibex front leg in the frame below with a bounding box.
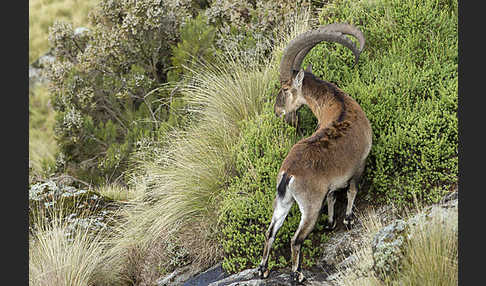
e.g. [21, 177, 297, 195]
[258, 192, 294, 278]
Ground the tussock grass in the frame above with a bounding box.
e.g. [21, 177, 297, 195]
[333, 205, 458, 286]
[95, 183, 140, 202]
[395, 211, 458, 286]
[29, 204, 113, 286]
[29, 0, 98, 63]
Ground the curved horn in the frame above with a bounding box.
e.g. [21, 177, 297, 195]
[280, 23, 365, 84]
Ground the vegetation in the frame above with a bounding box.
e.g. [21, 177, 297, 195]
[29, 84, 58, 181]
[332, 204, 458, 286]
[304, 0, 458, 205]
[29, 0, 99, 64]
[29, 0, 458, 284]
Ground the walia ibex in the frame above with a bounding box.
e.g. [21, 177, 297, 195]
[258, 23, 372, 283]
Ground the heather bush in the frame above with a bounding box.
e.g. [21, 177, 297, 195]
[46, 0, 197, 184]
[205, 0, 313, 61]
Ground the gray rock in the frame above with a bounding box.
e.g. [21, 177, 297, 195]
[29, 177, 119, 236]
[370, 219, 408, 278]
[370, 191, 458, 279]
[29, 51, 55, 88]
[206, 267, 333, 286]
[183, 263, 229, 286]
[207, 268, 259, 286]
[318, 226, 362, 270]
[157, 265, 195, 286]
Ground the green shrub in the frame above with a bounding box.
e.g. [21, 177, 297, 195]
[219, 104, 329, 273]
[300, 0, 458, 205]
[169, 13, 219, 81]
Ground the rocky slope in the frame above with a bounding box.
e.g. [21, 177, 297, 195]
[157, 190, 458, 286]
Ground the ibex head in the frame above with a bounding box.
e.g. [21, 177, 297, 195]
[274, 68, 307, 124]
[274, 23, 365, 125]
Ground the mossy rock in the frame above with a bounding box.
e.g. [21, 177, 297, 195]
[371, 219, 409, 279]
[29, 179, 118, 235]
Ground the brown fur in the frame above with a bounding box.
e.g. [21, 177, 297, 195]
[280, 72, 371, 179]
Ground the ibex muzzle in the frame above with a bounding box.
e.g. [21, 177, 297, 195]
[259, 23, 371, 283]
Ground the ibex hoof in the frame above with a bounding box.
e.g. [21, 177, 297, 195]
[343, 214, 355, 229]
[257, 265, 270, 279]
[290, 271, 305, 284]
[323, 219, 337, 231]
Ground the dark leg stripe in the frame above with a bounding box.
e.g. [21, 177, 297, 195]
[277, 172, 291, 198]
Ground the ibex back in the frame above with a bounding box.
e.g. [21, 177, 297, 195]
[258, 23, 372, 283]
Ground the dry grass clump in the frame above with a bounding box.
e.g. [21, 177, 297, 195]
[29, 205, 115, 286]
[332, 203, 458, 286]
[395, 210, 458, 285]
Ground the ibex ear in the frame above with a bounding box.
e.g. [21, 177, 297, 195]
[305, 64, 312, 73]
[293, 69, 305, 89]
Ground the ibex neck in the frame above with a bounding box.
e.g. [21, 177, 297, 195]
[302, 82, 347, 127]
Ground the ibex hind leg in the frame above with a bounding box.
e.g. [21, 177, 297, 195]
[344, 163, 365, 228]
[343, 179, 357, 228]
[290, 190, 327, 283]
[258, 189, 294, 278]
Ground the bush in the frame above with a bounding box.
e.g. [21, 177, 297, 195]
[205, 0, 313, 62]
[219, 104, 329, 273]
[168, 13, 219, 81]
[300, 0, 458, 205]
[46, 0, 197, 184]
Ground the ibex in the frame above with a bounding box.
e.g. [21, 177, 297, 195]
[258, 23, 372, 283]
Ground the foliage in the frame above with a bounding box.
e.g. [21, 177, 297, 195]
[29, 0, 99, 64]
[169, 13, 219, 81]
[219, 104, 329, 273]
[46, 0, 196, 184]
[205, 0, 313, 62]
[300, 0, 458, 205]
[29, 85, 58, 182]
[31, 0, 459, 281]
